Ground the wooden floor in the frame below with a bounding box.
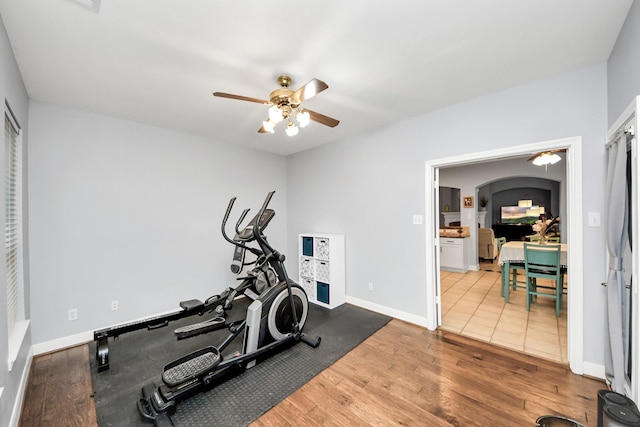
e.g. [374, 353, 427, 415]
[19, 344, 97, 427]
[20, 319, 605, 427]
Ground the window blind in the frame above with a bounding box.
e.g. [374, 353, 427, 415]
[5, 112, 18, 336]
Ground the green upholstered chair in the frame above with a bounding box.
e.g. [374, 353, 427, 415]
[524, 243, 563, 317]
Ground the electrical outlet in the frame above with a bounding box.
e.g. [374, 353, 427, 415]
[111, 300, 119, 311]
[68, 308, 78, 321]
[368, 282, 374, 291]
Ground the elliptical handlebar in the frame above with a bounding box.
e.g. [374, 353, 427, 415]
[220, 197, 238, 246]
[252, 191, 279, 259]
[221, 197, 262, 256]
[235, 209, 250, 237]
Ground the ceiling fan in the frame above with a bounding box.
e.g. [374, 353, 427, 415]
[528, 149, 566, 166]
[213, 75, 340, 136]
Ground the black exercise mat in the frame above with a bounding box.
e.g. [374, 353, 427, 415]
[89, 302, 391, 427]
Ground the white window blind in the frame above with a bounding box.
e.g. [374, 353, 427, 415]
[5, 112, 19, 336]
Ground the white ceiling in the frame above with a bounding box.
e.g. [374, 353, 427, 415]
[0, 0, 633, 156]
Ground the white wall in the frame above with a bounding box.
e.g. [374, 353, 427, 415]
[28, 101, 288, 345]
[287, 63, 608, 367]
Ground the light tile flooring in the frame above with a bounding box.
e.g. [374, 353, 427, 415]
[440, 260, 567, 364]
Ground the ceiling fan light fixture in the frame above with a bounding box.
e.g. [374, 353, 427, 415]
[532, 152, 561, 166]
[548, 153, 561, 164]
[285, 121, 299, 137]
[262, 119, 276, 134]
[213, 75, 339, 136]
[532, 155, 545, 166]
[296, 110, 310, 128]
[268, 105, 284, 123]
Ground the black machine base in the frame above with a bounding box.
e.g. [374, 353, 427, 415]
[93, 300, 207, 372]
[138, 383, 175, 427]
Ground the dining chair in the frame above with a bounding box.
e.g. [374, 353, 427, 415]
[503, 262, 526, 301]
[496, 236, 507, 251]
[524, 243, 563, 317]
[545, 237, 566, 290]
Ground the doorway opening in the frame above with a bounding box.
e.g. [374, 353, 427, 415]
[424, 137, 584, 374]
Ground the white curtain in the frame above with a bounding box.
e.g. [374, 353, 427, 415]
[605, 133, 629, 392]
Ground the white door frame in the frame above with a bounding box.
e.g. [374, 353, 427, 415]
[425, 136, 584, 374]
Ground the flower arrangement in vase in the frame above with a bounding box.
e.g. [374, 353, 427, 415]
[532, 216, 560, 244]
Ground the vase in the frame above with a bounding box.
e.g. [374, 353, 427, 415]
[538, 234, 547, 245]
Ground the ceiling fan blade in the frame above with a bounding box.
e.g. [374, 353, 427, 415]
[213, 92, 269, 105]
[290, 79, 329, 103]
[306, 109, 340, 128]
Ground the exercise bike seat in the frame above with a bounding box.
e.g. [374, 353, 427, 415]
[179, 299, 204, 311]
[162, 347, 221, 387]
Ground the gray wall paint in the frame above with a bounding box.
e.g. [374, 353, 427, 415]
[287, 63, 608, 366]
[608, 0, 640, 125]
[28, 101, 288, 344]
[0, 15, 31, 427]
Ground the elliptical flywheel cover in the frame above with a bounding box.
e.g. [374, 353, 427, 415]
[268, 286, 308, 340]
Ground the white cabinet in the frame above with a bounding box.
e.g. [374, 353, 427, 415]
[440, 237, 470, 272]
[298, 233, 345, 309]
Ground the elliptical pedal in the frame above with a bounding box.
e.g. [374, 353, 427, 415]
[174, 317, 225, 340]
[162, 347, 221, 387]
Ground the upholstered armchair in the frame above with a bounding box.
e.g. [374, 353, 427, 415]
[478, 227, 499, 262]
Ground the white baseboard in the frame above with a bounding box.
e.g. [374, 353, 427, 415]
[32, 330, 93, 356]
[345, 296, 429, 328]
[9, 346, 33, 427]
[583, 361, 606, 380]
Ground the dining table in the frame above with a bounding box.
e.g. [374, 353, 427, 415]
[498, 240, 568, 303]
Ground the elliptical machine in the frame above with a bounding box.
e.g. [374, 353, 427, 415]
[137, 191, 321, 426]
[93, 192, 280, 370]
[172, 200, 280, 340]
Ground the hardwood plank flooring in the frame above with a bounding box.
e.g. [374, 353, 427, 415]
[19, 344, 97, 427]
[20, 319, 605, 426]
[253, 320, 604, 427]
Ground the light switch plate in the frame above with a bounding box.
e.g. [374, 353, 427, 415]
[587, 212, 601, 227]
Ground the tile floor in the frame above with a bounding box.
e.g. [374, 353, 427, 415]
[440, 260, 567, 364]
